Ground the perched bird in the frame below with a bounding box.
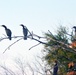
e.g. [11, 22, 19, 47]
[20, 24, 28, 40]
[73, 26, 76, 32]
[2, 25, 12, 40]
[73, 26, 76, 28]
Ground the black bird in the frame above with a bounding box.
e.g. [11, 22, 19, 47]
[2, 25, 12, 40]
[20, 24, 28, 40]
[73, 26, 76, 32]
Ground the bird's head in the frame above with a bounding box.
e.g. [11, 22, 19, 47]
[1, 25, 7, 29]
[20, 24, 27, 29]
[73, 26, 76, 29]
[20, 24, 24, 27]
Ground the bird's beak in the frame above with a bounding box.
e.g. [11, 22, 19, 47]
[1, 25, 4, 27]
[20, 24, 24, 27]
[0, 25, 3, 27]
[20, 24, 22, 26]
[1, 25, 6, 28]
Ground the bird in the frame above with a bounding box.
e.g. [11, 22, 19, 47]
[73, 26, 76, 32]
[20, 24, 28, 40]
[1, 25, 12, 40]
[73, 26, 76, 28]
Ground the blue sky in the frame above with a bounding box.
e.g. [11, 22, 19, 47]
[0, 0, 76, 68]
[0, 0, 76, 29]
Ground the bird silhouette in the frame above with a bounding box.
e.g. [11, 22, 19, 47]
[2, 25, 12, 40]
[20, 24, 28, 40]
[73, 26, 76, 32]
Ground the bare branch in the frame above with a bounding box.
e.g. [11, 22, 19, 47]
[32, 37, 49, 45]
[0, 36, 23, 41]
[32, 32, 45, 39]
[0, 28, 76, 54]
[3, 38, 23, 54]
[29, 43, 41, 50]
[0, 65, 16, 75]
[2, 32, 76, 54]
[27, 63, 35, 75]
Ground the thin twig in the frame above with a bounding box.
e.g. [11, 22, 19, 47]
[29, 43, 41, 50]
[32, 37, 50, 45]
[32, 32, 45, 39]
[3, 38, 23, 54]
[0, 36, 23, 41]
[0, 34, 32, 41]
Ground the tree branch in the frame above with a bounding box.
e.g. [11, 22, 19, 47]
[3, 38, 23, 54]
[29, 43, 41, 50]
[0, 36, 23, 41]
[0, 29, 76, 54]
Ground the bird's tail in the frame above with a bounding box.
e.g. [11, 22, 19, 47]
[8, 36, 12, 40]
[24, 36, 27, 40]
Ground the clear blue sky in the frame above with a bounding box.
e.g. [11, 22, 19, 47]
[0, 0, 76, 67]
